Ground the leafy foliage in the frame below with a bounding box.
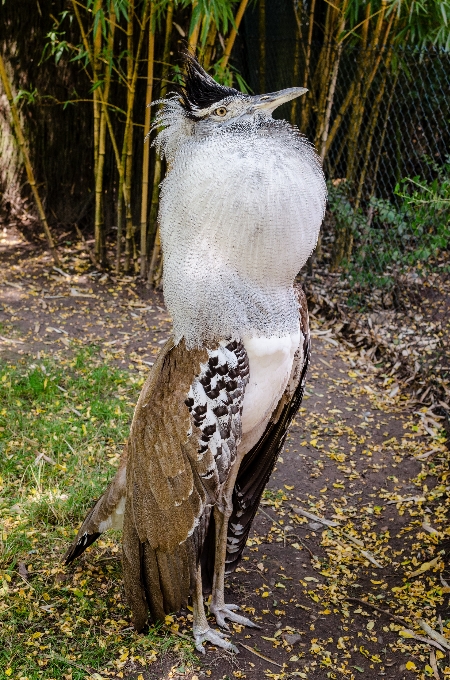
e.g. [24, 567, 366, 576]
[327, 160, 450, 289]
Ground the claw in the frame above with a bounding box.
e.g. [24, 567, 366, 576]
[210, 603, 261, 630]
[194, 626, 239, 654]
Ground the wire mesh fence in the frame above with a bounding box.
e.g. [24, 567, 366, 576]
[235, 34, 450, 401]
[238, 38, 450, 291]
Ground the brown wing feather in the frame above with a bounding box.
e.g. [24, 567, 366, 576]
[64, 442, 128, 564]
[123, 337, 249, 628]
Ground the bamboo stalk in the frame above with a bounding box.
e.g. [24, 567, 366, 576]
[324, 8, 393, 158]
[354, 51, 393, 208]
[124, 0, 135, 273]
[93, 0, 102, 180]
[93, 0, 103, 260]
[300, 0, 316, 132]
[319, 41, 343, 160]
[0, 53, 60, 264]
[367, 68, 399, 212]
[311, 0, 337, 147]
[291, 2, 301, 125]
[122, 0, 151, 273]
[147, 0, 173, 284]
[291, 37, 301, 124]
[324, 81, 356, 157]
[344, 2, 372, 184]
[221, 0, 250, 70]
[188, 1, 201, 55]
[318, 0, 348, 160]
[70, 0, 129, 271]
[140, 2, 155, 278]
[95, 1, 116, 266]
[258, 0, 266, 92]
[202, 18, 217, 70]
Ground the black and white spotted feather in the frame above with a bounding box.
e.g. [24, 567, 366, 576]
[185, 339, 249, 490]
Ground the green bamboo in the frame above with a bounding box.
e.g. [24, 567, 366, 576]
[140, 2, 155, 278]
[221, 0, 250, 70]
[147, 0, 174, 284]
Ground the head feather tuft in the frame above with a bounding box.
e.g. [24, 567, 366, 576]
[178, 52, 240, 112]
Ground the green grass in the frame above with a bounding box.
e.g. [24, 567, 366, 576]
[0, 348, 195, 679]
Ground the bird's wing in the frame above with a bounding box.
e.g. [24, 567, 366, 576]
[64, 442, 128, 564]
[122, 336, 250, 628]
[224, 285, 310, 574]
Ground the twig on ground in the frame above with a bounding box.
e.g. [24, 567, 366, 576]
[344, 597, 447, 652]
[418, 620, 450, 651]
[290, 505, 383, 567]
[344, 597, 406, 626]
[238, 642, 283, 667]
[429, 649, 441, 680]
[258, 507, 315, 558]
[290, 505, 340, 527]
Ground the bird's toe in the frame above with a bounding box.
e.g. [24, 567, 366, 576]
[194, 626, 238, 654]
[210, 603, 261, 629]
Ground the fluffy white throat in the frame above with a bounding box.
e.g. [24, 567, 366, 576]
[158, 122, 326, 348]
[241, 326, 301, 437]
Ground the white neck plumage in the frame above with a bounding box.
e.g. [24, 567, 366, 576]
[157, 116, 326, 349]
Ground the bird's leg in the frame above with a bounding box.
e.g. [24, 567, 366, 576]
[192, 562, 238, 654]
[210, 453, 260, 631]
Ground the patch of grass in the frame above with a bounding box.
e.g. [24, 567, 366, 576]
[0, 349, 195, 679]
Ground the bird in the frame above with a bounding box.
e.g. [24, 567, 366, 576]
[64, 54, 327, 653]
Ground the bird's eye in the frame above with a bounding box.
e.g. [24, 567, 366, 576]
[213, 107, 228, 117]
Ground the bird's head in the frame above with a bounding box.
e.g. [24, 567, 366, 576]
[152, 53, 308, 161]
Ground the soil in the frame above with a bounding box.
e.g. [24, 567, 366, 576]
[1, 227, 448, 680]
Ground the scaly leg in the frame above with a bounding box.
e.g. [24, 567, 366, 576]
[192, 562, 238, 654]
[210, 453, 260, 631]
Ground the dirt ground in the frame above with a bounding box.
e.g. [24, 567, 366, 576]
[1, 227, 450, 680]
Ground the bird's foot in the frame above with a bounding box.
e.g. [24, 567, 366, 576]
[193, 625, 238, 654]
[210, 602, 261, 631]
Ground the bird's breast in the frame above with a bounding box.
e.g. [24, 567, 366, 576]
[240, 326, 301, 452]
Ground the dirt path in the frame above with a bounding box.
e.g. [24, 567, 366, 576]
[1, 228, 449, 680]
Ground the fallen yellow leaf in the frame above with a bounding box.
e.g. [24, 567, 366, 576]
[410, 554, 443, 577]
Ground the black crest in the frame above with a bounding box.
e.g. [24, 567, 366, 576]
[178, 53, 241, 113]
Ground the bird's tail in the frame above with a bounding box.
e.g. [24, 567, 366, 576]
[64, 443, 128, 565]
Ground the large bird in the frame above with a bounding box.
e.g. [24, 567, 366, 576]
[64, 55, 327, 653]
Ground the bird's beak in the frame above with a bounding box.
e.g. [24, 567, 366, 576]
[251, 87, 308, 114]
